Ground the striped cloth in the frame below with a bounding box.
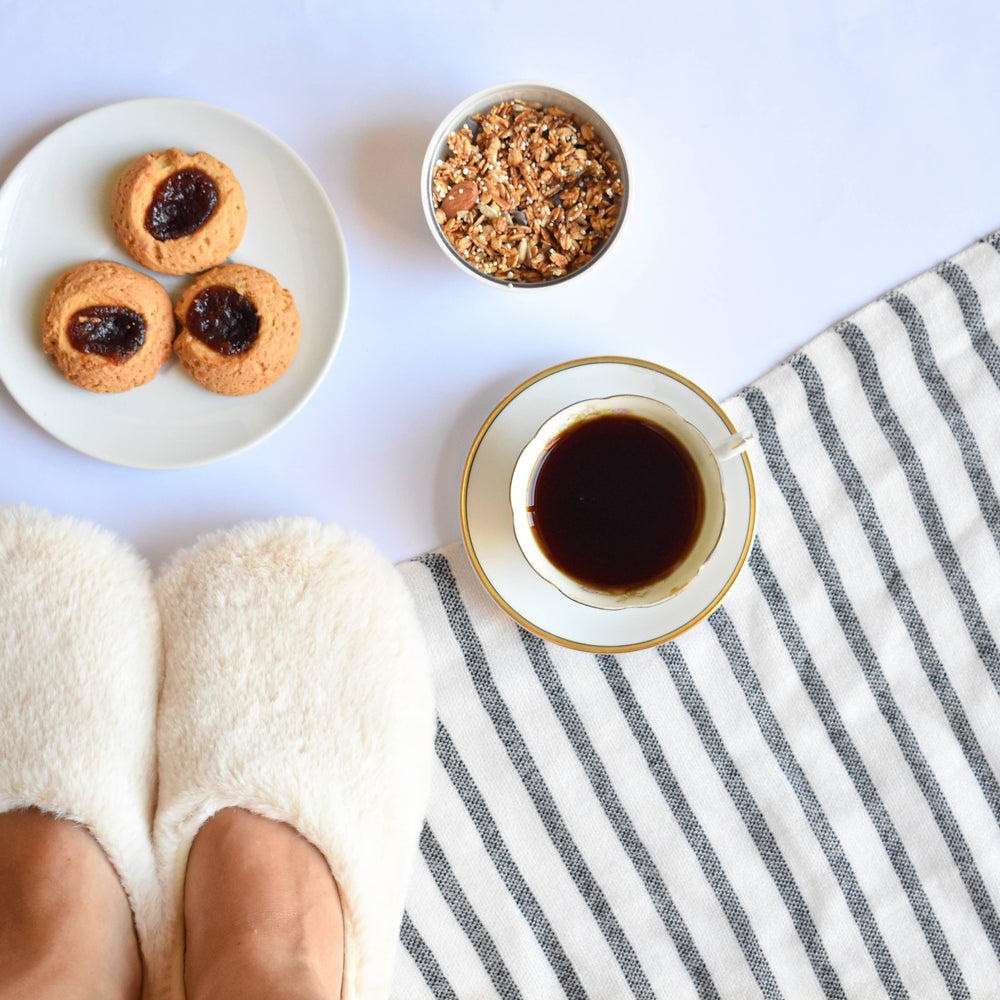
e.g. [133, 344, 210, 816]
[390, 230, 1000, 999]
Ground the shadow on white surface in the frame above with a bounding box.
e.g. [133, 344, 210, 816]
[430, 362, 557, 553]
[351, 120, 448, 267]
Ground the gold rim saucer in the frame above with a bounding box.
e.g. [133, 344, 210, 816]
[459, 356, 757, 653]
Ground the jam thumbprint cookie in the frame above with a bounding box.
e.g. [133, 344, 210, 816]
[42, 260, 174, 393]
[111, 149, 246, 275]
[173, 264, 300, 395]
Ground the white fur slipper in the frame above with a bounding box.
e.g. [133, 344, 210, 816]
[0, 506, 161, 972]
[153, 518, 435, 1000]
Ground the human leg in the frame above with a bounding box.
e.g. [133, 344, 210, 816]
[183, 807, 344, 1000]
[0, 507, 160, 999]
[154, 518, 434, 1000]
[0, 810, 141, 1000]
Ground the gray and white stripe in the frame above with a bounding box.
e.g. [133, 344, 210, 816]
[391, 228, 1000, 998]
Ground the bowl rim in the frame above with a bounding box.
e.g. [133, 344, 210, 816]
[420, 80, 631, 289]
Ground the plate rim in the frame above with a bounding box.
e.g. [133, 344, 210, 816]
[459, 355, 757, 653]
[0, 96, 350, 470]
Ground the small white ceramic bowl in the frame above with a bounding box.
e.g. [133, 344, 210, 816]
[421, 81, 630, 288]
[510, 395, 749, 610]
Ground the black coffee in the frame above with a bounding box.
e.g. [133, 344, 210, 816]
[528, 413, 705, 592]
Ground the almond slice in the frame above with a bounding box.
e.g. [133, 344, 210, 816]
[441, 181, 479, 219]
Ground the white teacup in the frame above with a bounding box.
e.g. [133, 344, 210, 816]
[509, 394, 749, 610]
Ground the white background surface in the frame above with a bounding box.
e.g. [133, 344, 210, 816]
[1, 0, 998, 568]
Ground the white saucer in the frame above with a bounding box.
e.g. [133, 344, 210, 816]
[460, 357, 757, 652]
[0, 98, 349, 469]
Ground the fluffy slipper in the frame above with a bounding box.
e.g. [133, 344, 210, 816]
[153, 518, 435, 1000]
[0, 505, 161, 972]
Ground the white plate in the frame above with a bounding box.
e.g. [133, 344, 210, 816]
[460, 357, 757, 652]
[0, 98, 349, 468]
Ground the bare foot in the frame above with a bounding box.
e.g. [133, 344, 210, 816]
[0, 808, 141, 1000]
[183, 807, 345, 1000]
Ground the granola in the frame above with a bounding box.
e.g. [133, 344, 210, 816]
[431, 100, 623, 283]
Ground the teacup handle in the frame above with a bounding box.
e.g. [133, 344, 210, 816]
[714, 431, 753, 462]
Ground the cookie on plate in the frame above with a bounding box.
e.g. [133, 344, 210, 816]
[173, 264, 300, 395]
[42, 260, 175, 393]
[111, 149, 246, 275]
